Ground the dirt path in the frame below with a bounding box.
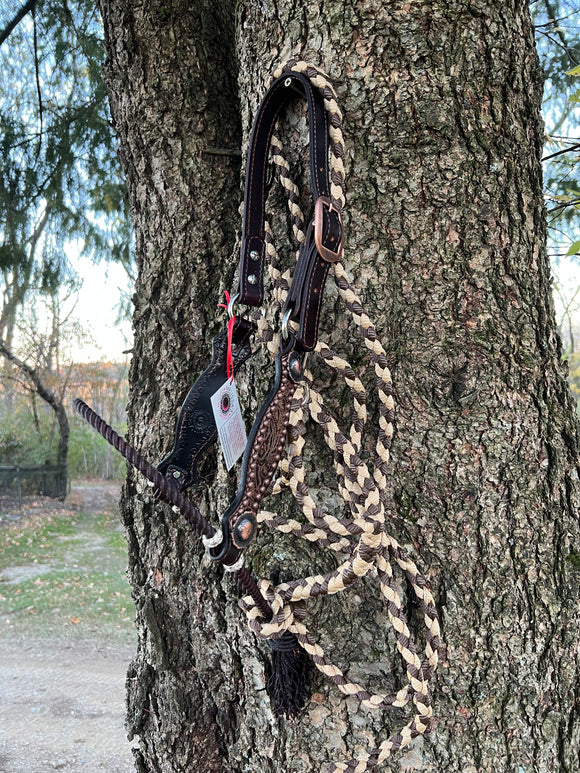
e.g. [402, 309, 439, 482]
[0, 639, 135, 773]
[0, 482, 136, 773]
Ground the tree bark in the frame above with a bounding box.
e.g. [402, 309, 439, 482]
[99, 1, 580, 771]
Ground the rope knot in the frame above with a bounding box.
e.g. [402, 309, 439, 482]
[240, 579, 310, 718]
[239, 579, 295, 641]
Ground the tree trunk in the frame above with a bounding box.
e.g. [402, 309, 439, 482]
[99, 1, 580, 771]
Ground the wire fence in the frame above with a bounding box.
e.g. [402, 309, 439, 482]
[0, 464, 67, 510]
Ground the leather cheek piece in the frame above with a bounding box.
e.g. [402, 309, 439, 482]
[156, 318, 255, 491]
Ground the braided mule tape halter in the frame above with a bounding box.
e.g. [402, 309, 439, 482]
[73, 59, 443, 773]
[242, 60, 441, 773]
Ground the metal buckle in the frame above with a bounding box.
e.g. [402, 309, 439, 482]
[314, 196, 344, 262]
[281, 306, 293, 340]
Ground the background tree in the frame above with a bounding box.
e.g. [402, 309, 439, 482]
[0, 0, 130, 342]
[533, 1, 580, 389]
[0, 334, 69, 498]
[533, 0, 580, 235]
[0, 0, 131, 493]
[98, 1, 580, 771]
[0, 281, 129, 494]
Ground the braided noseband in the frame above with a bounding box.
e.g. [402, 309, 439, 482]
[75, 60, 442, 773]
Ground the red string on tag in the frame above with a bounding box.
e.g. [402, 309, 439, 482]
[218, 291, 236, 382]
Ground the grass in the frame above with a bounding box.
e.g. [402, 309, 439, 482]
[0, 503, 135, 644]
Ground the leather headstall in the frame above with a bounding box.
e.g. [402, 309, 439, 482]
[158, 71, 344, 570]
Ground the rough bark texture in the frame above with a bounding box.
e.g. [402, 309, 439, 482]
[99, 1, 580, 771]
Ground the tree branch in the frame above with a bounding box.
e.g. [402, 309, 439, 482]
[0, 339, 58, 413]
[0, 0, 39, 47]
[542, 0, 580, 65]
[0, 338, 69, 498]
[32, 3, 43, 156]
[542, 141, 580, 162]
[548, 197, 580, 214]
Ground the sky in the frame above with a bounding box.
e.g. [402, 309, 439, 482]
[67, 256, 133, 363]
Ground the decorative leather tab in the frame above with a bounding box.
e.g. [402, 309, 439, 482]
[157, 318, 254, 491]
[240, 236, 265, 306]
[210, 341, 302, 566]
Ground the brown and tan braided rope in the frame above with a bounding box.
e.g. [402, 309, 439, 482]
[237, 60, 441, 773]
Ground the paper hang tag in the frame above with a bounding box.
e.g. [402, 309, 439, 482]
[210, 379, 248, 471]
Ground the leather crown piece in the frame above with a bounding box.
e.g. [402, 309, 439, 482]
[158, 70, 344, 569]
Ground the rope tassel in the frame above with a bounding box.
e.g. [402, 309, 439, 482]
[240, 579, 311, 717]
[267, 631, 310, 717]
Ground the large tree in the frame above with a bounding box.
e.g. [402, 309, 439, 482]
[97, 1, 580, 771]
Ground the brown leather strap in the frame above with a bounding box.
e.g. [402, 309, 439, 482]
[238, 71, 343, 327]
[283, 223, 327, 351]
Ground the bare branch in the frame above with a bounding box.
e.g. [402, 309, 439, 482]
[547, 197, 580, 214]
[543, 141, 580, 162]
[32, 4, 43, 157]
[0, 339, 59, 412]
[0, 338, 70, 498]
[0, 0, 38, 47]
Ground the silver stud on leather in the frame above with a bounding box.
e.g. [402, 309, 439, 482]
[250, 250, 259, 261]
[248, 274, 257, 285]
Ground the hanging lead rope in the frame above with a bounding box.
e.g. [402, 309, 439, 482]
[238, 59, 441, 772]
